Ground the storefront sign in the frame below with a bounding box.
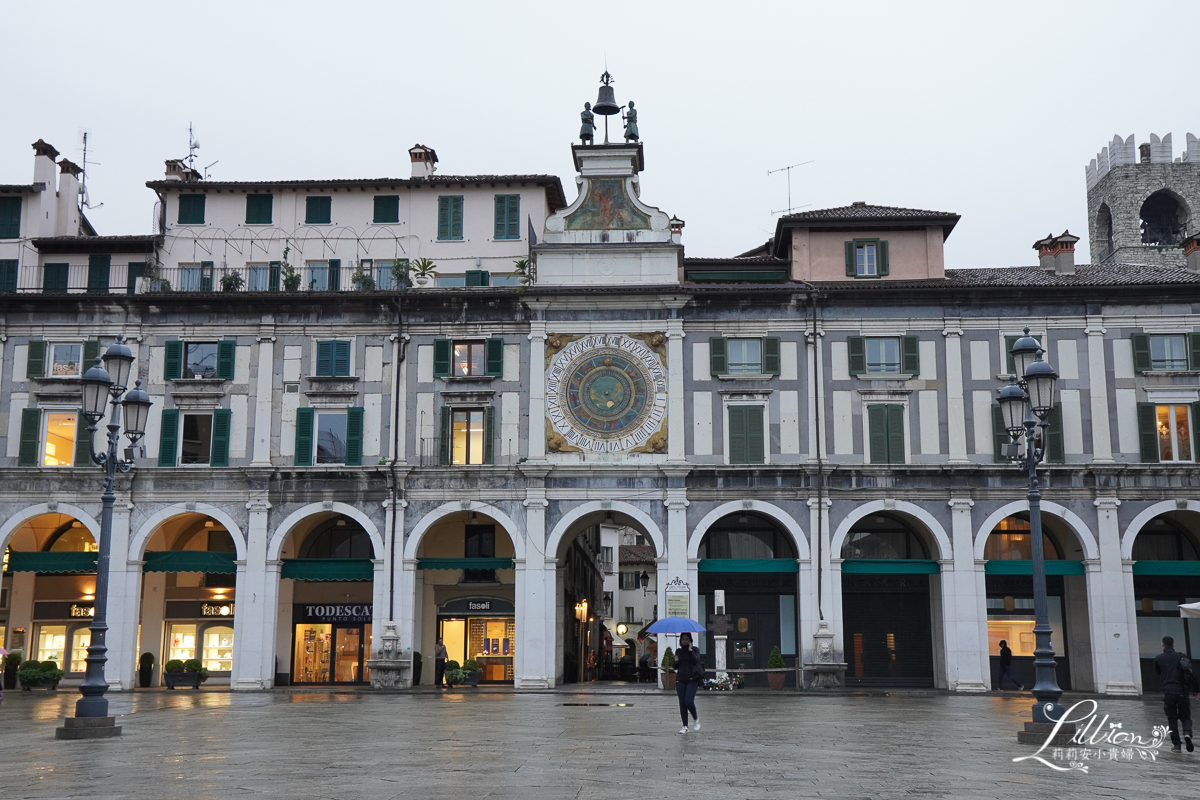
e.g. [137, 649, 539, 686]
[33, 602, 94, 620]
[165, 601, 235, 619]
[438, 597, 515, 616]
[295, 604, 373, 623]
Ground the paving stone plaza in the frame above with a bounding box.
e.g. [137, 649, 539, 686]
[0, 689, 1193, 799]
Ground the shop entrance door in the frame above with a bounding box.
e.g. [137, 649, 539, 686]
[293, 623, 370, 684]
[333, 625, 364, 683]
[842, 574, 934, 687]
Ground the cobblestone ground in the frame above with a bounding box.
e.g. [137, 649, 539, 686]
[0, 687, 1192, 799]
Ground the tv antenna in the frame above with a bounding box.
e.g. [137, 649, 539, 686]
[204, 161, 219, 180]
[186, 122, 201, 171]
[78, 128, 103, 210]
[768, 160, 814, 215]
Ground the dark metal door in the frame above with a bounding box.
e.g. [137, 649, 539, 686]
[842, 574, 934, 687]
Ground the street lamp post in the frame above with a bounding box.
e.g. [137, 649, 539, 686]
[997, 327, 1064, 727]
[55, 334, 152, 741]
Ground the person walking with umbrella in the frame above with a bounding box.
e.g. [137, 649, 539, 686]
[674, 632, 702, 734]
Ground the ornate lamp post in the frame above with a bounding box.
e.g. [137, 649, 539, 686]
[997, 327, 1063, 726]
[56, 334, 152, 740]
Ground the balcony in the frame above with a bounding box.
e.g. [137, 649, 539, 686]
[4, 263, 404, 295]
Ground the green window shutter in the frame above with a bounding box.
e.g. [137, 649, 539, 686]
[305, 196, 331, 225]
[867, 405, 889, 464]
[334, 340, 351, 376]
[901, 335, 920, 375]
[210, 408, 231, 467]
[438, 407, 452, 465]
[451, 196, 463, 239]
[762, 337, 781, 376]
[1131, 333, 1152, 374]
[1004, 335, 1020, 376]
[0, 196, 21, 238]
[178, 194, 205, 224]
[483, 406, 496, 465]
[746, 405, 765, 464]
[294, 407, 314, 466]
[199, 261, 214, 292]
[87, 255, 111, 293]
[158, 408, 179, 467]
[316, 341, 333, 376]
[438, 197, 451, 239]
[43, 263, 68, 293]
[465, 269, 485, 287]
[433, 339, 451, 378]
[506, 195, 520, 239]
[494, 196, 507, 240]
[728, 406, 747, 464]
[26, 339, 46, 378]
[0, 259, 17, 292]
[1045, 403, 1064, 463]
[328, 259, 341, 291]
[126, 262, 144, 295]
[1137, 403, 1160, 463]
[486, 338, 505, 377]
[886, 404, 905, 463]
[246, 194, 273, 224]
[992, 404, 1010, 463]
[345, 407, 364, 467]
[709, 337, 727, 375]
[373, 195, 399, 224]
[82, 340, 100, 371]
[216, 339, 236, 380]
[74, 410, 93, 467]
[845, 241, 856, 277]
[269, 261, 281, 292]
[18, 408, 41, 466]
[877, 240, 890, 276]
[1193, 402, 1200, 462]
[164, 340, 183, 381]
[848, 336, 866, 376]
[1189, 333, 1200, 371]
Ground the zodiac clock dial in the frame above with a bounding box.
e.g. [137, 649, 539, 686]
[546, 334, 667, 453]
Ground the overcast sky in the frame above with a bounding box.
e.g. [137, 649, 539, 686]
[6, 1, 1196, 266]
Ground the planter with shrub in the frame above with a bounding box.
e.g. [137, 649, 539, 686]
[17, 659, 62, 690]
[766, 645, 787, 690]
[163, 658, 209, 689]
[3, 653, 20, 690]
[462, 659, 482, 686]
[139, 652, 155, 688]
[412, 651, 422, 686]
[661, 647, 676, 690]
[443, 659, 463, 688]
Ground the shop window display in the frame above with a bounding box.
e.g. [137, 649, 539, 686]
[203, 626, 234, 672]
[38, 625, 66, 663]
[70, 628, 90, 672]
[169, 623, 197, 661]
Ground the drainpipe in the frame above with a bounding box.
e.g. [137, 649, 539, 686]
[810, 290, 824, 621]
[388, 295, 407, 621]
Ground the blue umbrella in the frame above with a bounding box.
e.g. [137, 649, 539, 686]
[644, 617, 706, 634]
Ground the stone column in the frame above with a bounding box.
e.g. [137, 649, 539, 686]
[518, 473, 552, 688]
[1086, 319, 1113, 462]
[665, 309, 686, 462]
[1088, 497, 1140, 694]
[943, 498, 988, 692]
[943, 322, 968, 463]
[661, 486, 690, 684]
[104, 499, 139, 690]
[251, 333, 275, 465]
[389, 334, 408, 463]
[805, 327, 827, 461]
[527, 310, 548, 461]
[232, 497, 272, 689]
[807, 497, 834, 657]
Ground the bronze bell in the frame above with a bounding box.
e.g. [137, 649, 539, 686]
[593, 72, 620, 116]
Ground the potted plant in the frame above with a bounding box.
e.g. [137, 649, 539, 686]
[350, 263, 376, 292]
[390, 260, 411, 289]
[766, 645, 786, 690]
[280, 246, 302, 292]
[510, 258, 533, 286]
[462, 658, 482, 686]
[163, 658, 208, 689]
[443, 659, 463, 688]
[409, 257, 437, 288]
[412, 651, 422, 686]
[145, 259, 171, 292]
[660, 647, 676, 690]
[17, 659, 62, 690]
[220, 271, 244, 292]
[139, 652, 155, 688]
[3, 653, 20, 690]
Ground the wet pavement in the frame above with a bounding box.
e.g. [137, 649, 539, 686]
[0, 686, 1192, 798]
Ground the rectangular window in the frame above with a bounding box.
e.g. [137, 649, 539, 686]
[494, 194, 520, 240]
[372, 259, 407, 290]
[50, 343, 83, 377]
[315, 340, 351, 377]
[866, 337, 901, 373]
[601, 546, 614, 574]
[307, 261, 329, 291]
[69, 628, 90, 672]
[620, 573, 640, 590]
[728, 404, 766, 464]
[178, 262, 214, 292]
[37, 625, 66, 663]
[452, 408, 487, 465]
[727, 338, 762, 374]
[0, 258, 17, 292]
[0, 196, 21, 238]
[464, 524, 496, 582]
[178, 194, 205, 225]
[181, 413, 213, 465]
[184, 342, 218, 379]
[453, 341, 487, 377]
[867, 403, 906, 464]
[316, 410, 347, 464]
[848, 335, 919, 376]
[857, 242, 877, 276]
[168, 623, 198, 661]
[624, 607, 636, 623]
[202, 627, 234, 672]
[43, 412, 77, 467]
[247, 263, 271, 292]
[373, 195, 400, 224]
[305, 196, 332, 225]
[438, 195, 464, 240]
[87, 255, 110, 294]
[1150, 334, 1189, 371]
[42, 263, 69, 294]
[435, 275, 466, 287]
[844, 238, 889, 278]
[1155, 405, 1193, 462]
[126, 262, 144, 295]
[245, 194, 273, 224]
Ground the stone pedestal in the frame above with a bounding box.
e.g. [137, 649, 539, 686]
[1017, 721, 1077, 746]
[803, 620, 847, 689]
[366, 623, 412, 689]
[714, 634, 728, 680]
[56, 716, 122, 740]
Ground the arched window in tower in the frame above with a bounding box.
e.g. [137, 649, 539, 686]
[1096, 203, 1114, 259]
[1140, 190, 1188, 246]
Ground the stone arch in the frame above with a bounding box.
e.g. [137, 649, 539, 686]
[270, 502, 384, 562]
[0, 503, 102, 553]
[404, 501, 526, 562]
[1139, 188, 1191, 246]
[973, 500, 1098, 561]
[688, 500, 810, 561]
[1121, 500, 1200, 560]
[545, 500, 664, 562]
[831, 500, 952, 561]
[1096, 203, 1114, 257]
[129, 503, 247, 562]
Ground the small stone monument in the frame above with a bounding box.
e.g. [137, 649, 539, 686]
[803, 621, 847, 689]
[366, 622, 411, 689]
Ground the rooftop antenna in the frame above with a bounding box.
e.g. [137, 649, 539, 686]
[768, 160, 815, 215]
[204, 160, 219, 180]
[78, 128, 103, 210]
[186, 122, 201, 171]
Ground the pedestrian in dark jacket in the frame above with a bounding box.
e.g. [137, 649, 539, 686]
[997, 640, 1023, 691]
[1155, 636, 1198, 752]
[674, 632, 703, 734]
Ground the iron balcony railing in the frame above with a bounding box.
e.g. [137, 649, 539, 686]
[3, 263, 407, 295]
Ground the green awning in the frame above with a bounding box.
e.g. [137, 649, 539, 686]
[698, 559, 798, 573]
[841, 559, 941, 574]
[143, 551, 237, 574]
[1132, 560, 1200, 576]
[416, 558, 515, 571]
[984, 559, 1085, 576]
[6, 551, 98, 573]
[281, 558, 374, 581]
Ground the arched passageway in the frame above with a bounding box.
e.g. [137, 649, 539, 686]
[1128, 511, 1200, 692]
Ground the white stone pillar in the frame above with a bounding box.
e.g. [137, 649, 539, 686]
[251, 334, 275, 465]
[665, 314, 686, 462]
[1088, 498, 1140, 694]
[518, 486, 551, 688]
[661, 488, 690, 685]
[943, 322, 968, 463]
[805, 327, 827, 460]
[1086, 319, 1113, 462]
[231, 498, 272, 689]
[808, 498, 835, 652]
[105, 500, 138, 690]
[943, 498, 988, 692]
[389, 334, 407, 462]
[138, 571, 166, 686]
[527, 312, 548, 461]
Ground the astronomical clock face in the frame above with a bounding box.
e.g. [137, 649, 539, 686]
[546, 334, 667, 453]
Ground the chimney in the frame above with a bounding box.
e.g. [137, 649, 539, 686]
[1139, 142, 1152, 163]
[1184, 235, 1200, 274]
[56, 159, 82, 237]
[1033, 234, 1056, 271]
[409, 144, 438, 178]
[30, 140, 60, 237]
[164, 159, 201, 182]
[1033, 231, 1079, 275]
